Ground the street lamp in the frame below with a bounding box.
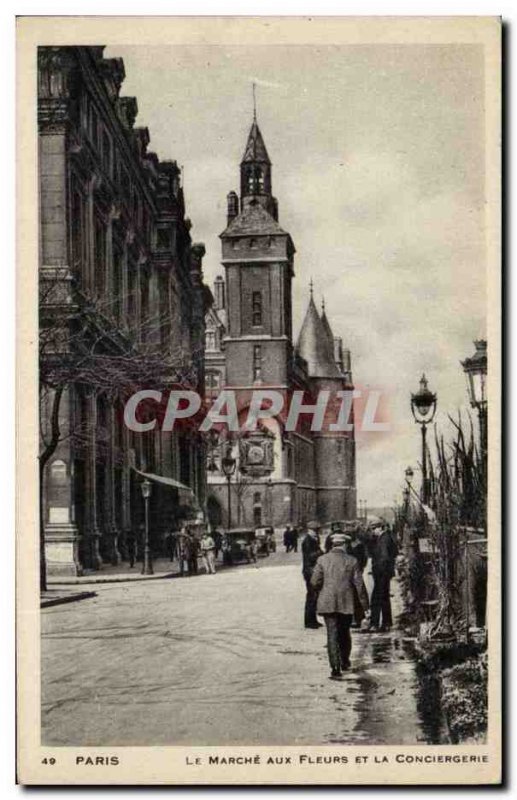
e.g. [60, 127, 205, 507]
[140, 478, 153, 575]
[221, 443, 236, 531]
[461, 340, 487, 463]
[411, 374, 437, 505]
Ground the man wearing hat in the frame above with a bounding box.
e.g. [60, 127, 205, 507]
[301, 520, 324, 628]
[311, 531, 370, 679]
[366, 522, 398, 632]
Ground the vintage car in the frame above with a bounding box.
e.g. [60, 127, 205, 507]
[222, 528, 257, 565]
[254, 526, 276, 556]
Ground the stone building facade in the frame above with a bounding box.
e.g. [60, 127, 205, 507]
[205, 118, 356, 530]
[38, 46, 210, 575]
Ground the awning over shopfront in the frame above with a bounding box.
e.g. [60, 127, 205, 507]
[132, 468, 197, 508]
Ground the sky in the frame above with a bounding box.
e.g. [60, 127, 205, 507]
[105, 43, 487, 508]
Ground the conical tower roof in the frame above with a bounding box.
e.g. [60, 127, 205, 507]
[241, 119, 271, 164]
[296, 292, 340, 378]
[320, 299, 335, 352]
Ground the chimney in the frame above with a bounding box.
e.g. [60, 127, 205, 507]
[227, 191, 238, 225]
[214, 275, 225, 311]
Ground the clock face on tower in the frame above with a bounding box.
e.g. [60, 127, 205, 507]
[247, 444, 265, 465]
[239, 434, 274, 476]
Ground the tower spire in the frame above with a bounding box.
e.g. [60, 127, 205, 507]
[309, 278, 314, 299]
[252, 81, 257, 121]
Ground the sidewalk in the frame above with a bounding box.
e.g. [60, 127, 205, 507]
[47, 557, 180, 586]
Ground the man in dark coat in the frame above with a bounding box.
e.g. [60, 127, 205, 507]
[301, 521, 323, 628]
[368, 524, 398, 632]
[347, 527, 368, 626]
[311, 533, 370, 679]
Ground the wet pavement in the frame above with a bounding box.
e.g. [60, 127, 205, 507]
[41, 548, 446, 746]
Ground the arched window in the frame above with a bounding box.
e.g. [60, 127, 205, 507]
[246, 167, 255, 193]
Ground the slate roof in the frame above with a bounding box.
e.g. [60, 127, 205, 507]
[320, 304, 335, 353]
[221, 201, 287, 238]
[296, 295, 341, 378]
[241, 119, 271, 164]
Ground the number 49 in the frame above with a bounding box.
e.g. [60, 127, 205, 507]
[42, 757, 56, 765]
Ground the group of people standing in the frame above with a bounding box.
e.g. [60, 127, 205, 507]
[301, 520, 398, 680]
[283, 525, 299, 553]
[163, 526, 224, 576]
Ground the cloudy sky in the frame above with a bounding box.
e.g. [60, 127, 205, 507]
[106, 43, 486, 508]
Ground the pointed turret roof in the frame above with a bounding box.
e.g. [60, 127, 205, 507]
[241, 119, 271, 164]
[296, 293, 341, 378]
[320, 299, 335, 353]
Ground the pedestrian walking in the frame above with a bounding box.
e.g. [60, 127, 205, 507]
[347, 526, 368, 627]
[291, 527, 299, 553]
[187, 532, 199, 575]
[213, 528, 223, 560]
[200, 532, 217, 575]
[284, 525, 292, 552]
[311, 532, 370, 680]
[165, 530, 178, 562]
[301, 520, 323, 628]
[366, 523, 398, 632]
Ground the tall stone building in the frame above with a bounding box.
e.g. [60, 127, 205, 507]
[205, 117, 356, 529]
[38, 46, 210, 575]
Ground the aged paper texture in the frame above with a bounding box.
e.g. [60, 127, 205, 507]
[17, 15, 501, 785]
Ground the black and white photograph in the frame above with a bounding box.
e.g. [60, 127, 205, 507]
[16, 15, 501, 785]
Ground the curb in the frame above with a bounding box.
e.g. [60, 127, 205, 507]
[41, 591, 97, 608]
[47, 571, 177, 586]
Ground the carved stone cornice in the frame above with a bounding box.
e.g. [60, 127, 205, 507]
[38, 47, 79, 100]
[38, 98, 72, 134]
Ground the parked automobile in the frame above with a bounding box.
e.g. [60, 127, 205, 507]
[222, 528, 257, 565]
[255, 526, 276, 555]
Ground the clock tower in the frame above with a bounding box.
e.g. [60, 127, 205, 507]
[220, 116, 295, 389]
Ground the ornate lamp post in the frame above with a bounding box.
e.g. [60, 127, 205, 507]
[221, 443, 236, 531]
[140, 478, 153, 575]
[411, 374, 437, 505]
[461, 340, 488, 464]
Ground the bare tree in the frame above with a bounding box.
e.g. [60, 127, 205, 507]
[39, 267, 201, 589]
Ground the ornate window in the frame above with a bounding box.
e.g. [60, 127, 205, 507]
[206, 330, 216, 351]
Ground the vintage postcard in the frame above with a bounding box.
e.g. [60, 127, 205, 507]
[16, 15, 501, 785]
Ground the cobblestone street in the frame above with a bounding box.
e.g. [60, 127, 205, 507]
[42, 550, 443, 747]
